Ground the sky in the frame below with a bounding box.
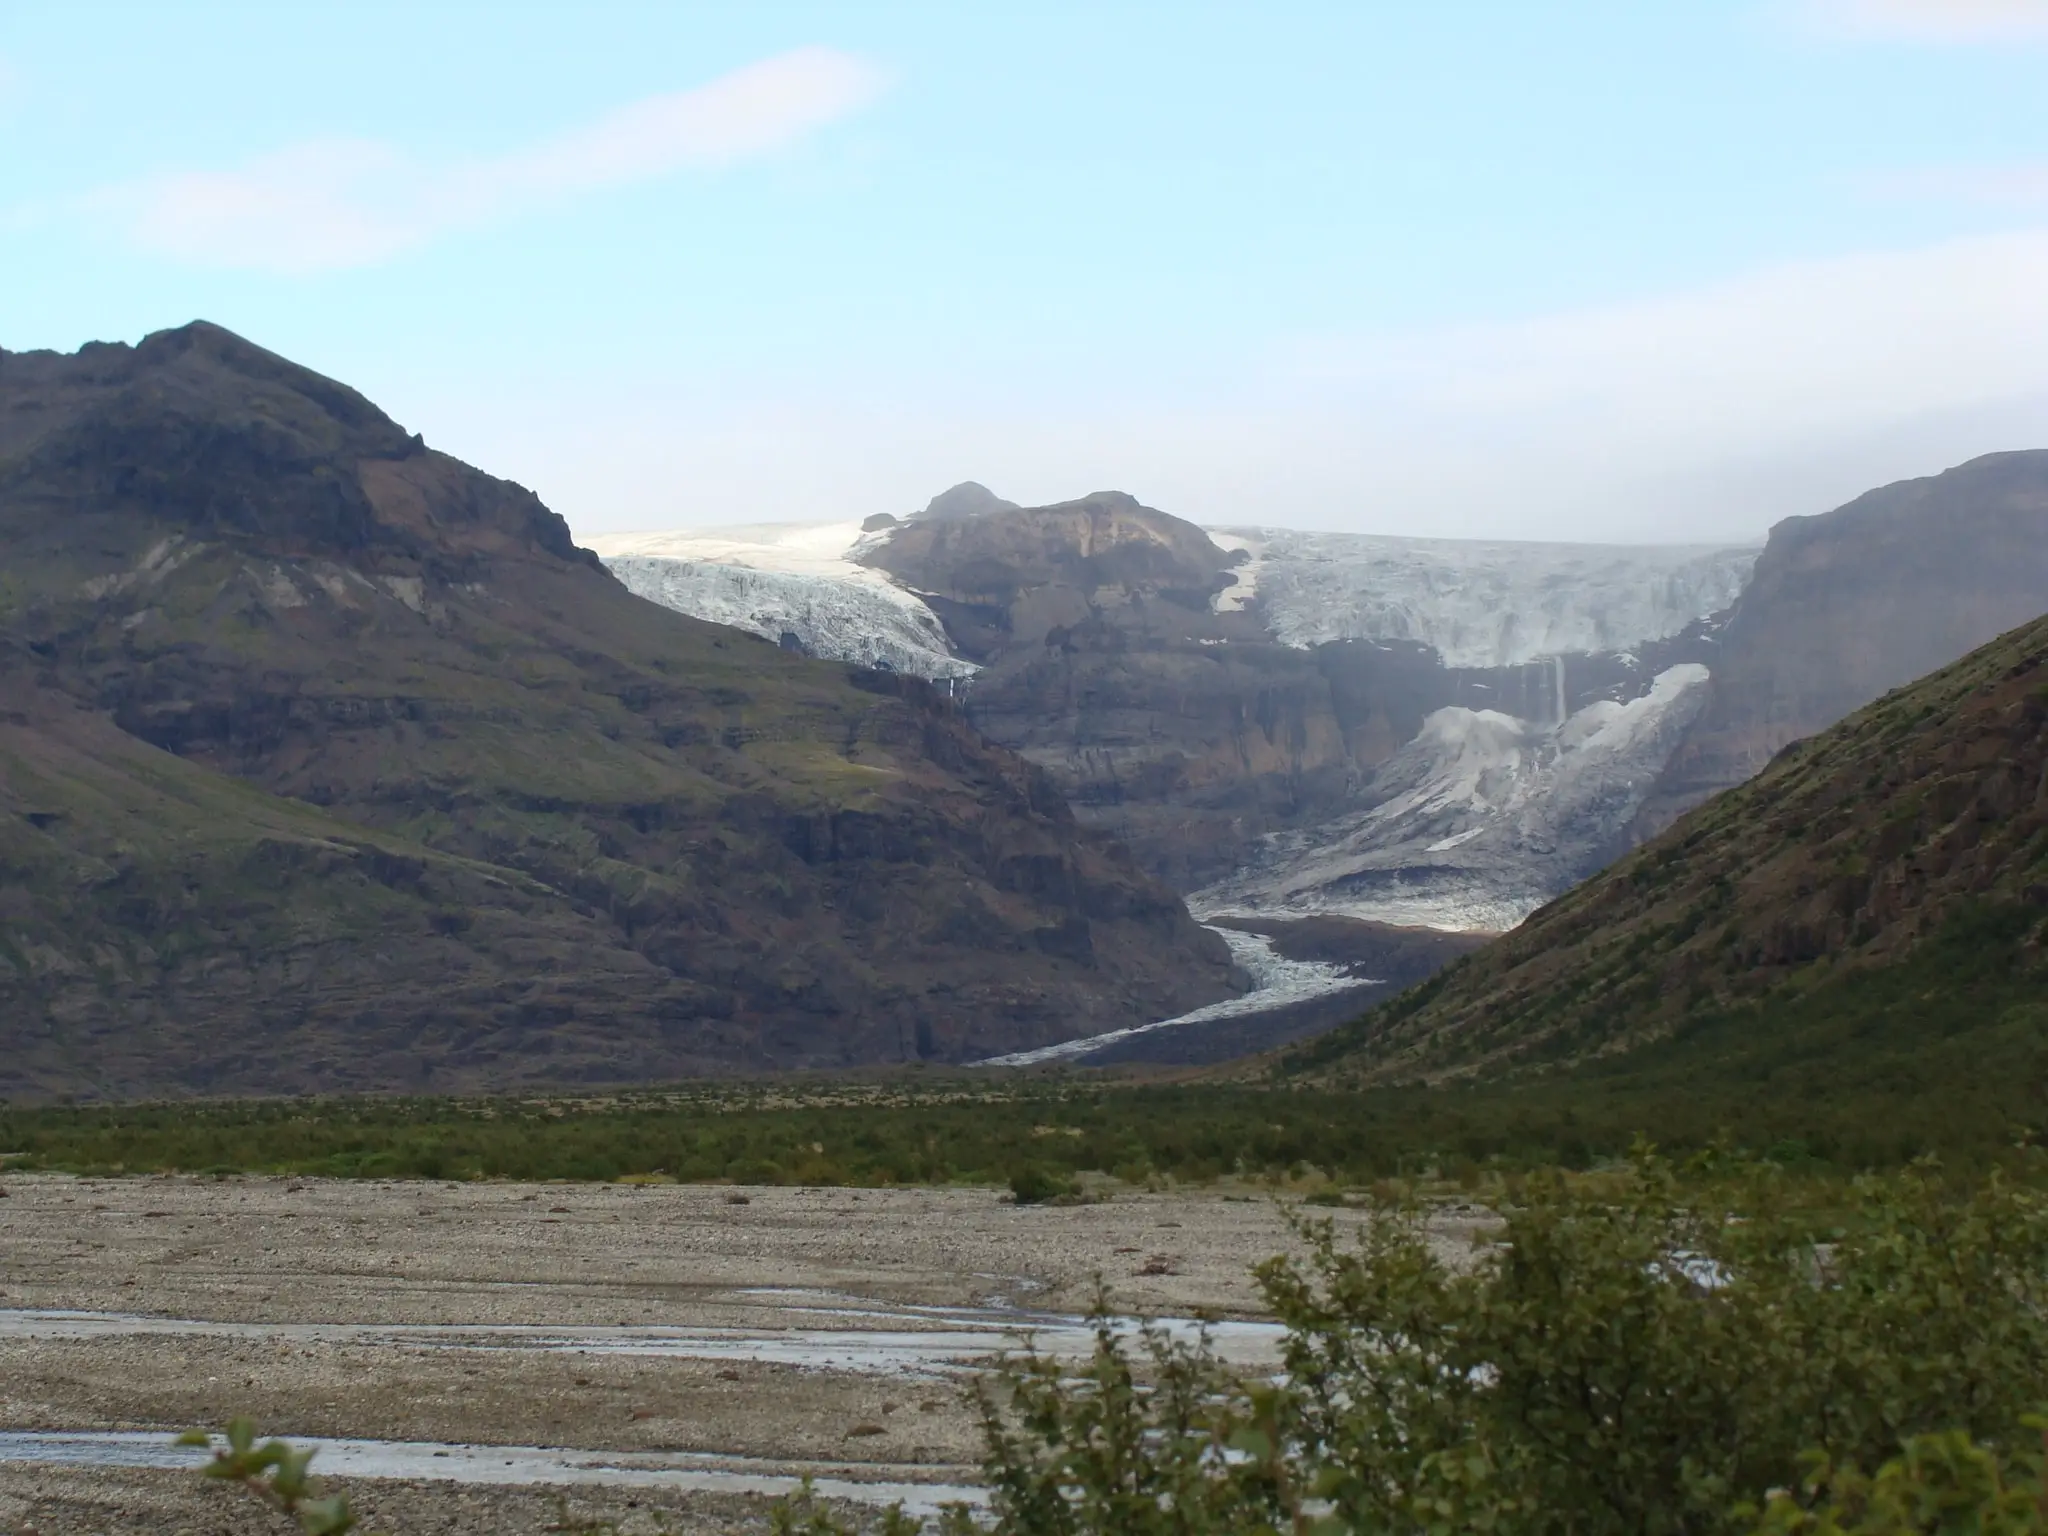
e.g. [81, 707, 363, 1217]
[5, 1, 2048, 544]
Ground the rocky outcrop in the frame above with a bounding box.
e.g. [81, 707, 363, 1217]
[858, 489, 1237, 657]
[915, 481, 1019, 522]
[1637, 451, 2048, 835]
[0, 323, 1240, 1098]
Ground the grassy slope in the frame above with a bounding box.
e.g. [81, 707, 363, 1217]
[1284, 612, 2048, 1112]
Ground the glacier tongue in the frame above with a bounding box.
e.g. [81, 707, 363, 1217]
[1212, 528, 1757, 669]
[589, 523, 976, 682]
[1192, 664, 1713, 932]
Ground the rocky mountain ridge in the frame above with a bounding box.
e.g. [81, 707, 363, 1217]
[0, 323, 1239, 1097]
[1637, 449, 2048, 835]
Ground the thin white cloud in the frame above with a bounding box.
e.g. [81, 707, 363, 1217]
[88, 47, 884, 273]
[1864, 163, 2048, 206]
[1298, 229, 2048, 440]
[1793, 0, 2048, 40]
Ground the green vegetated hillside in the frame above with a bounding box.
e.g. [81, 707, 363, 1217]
[0, 323, 1240, 1098]
[1287, 609, 2048, 1141]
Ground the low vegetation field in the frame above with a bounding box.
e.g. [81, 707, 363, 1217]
[4, 1044, 2043, 1190]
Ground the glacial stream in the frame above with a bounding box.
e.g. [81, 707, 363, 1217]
[976, 926, 1374, 1067]
[0, 1430, 985, 1514]
[0, 1290, 1284, 1503]
[0, 1293, 1284, 1376]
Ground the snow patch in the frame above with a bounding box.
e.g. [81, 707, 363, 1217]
[974, 927, 1373, 1068]
[1208, 530, 1263, 614]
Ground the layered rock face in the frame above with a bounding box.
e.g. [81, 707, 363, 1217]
[0, 324, 1239, 1097]
[1638, 451, 2048, 835]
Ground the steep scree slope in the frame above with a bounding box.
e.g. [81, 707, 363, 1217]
[0, 323, 1237, 1096]
[1288, 611, 2048, 1086]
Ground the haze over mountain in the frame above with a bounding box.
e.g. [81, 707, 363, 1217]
[600, 498, 1748, 914]
[0, 323, 1239, 1098]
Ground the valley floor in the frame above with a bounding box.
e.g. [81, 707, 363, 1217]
[0, 1174, 1490, 1532]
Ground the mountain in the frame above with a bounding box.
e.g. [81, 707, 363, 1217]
[0, 323, 1240, 1098]
[612, 493, 1754, 906]
[914, 481, 1020, 522]
[1637, 451, 2048, 836]
[1287, 610, 2048, 1087]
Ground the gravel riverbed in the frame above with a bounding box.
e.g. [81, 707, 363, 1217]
[0, 1173, 1489, 1531]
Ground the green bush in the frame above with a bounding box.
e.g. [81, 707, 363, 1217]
[1751, 1427, 2048, 1534]
[794, 1155, 2048, 1533]
[1007, 1166, 1073, 1205]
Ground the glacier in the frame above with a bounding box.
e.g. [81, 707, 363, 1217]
[1211, 527, 1757, 669]
[576, 510, 1755, 935]
[974, 926, 1371, 1067]
[588, 523, 977, 682]
[584, 517, 1756, 676]
[1191, 663, 1714, 932]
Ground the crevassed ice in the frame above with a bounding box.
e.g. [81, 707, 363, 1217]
[583, 518, 1757, 677]
[1191, 665, 1713, 932]
[588, 522, 976, 682]
[1209, 527, 1758, 670]
[607, 558, 976, 681]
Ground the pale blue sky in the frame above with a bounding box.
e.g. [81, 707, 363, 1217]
[6, 1, 2048, 540]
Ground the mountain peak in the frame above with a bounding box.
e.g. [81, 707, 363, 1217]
[0, 319, 594, 569]
[917, 481, 1019, 521]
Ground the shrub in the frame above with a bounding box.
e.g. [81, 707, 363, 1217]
[792, 1154, 2048, 1533]
[1007, 1166, 1072, 1205]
